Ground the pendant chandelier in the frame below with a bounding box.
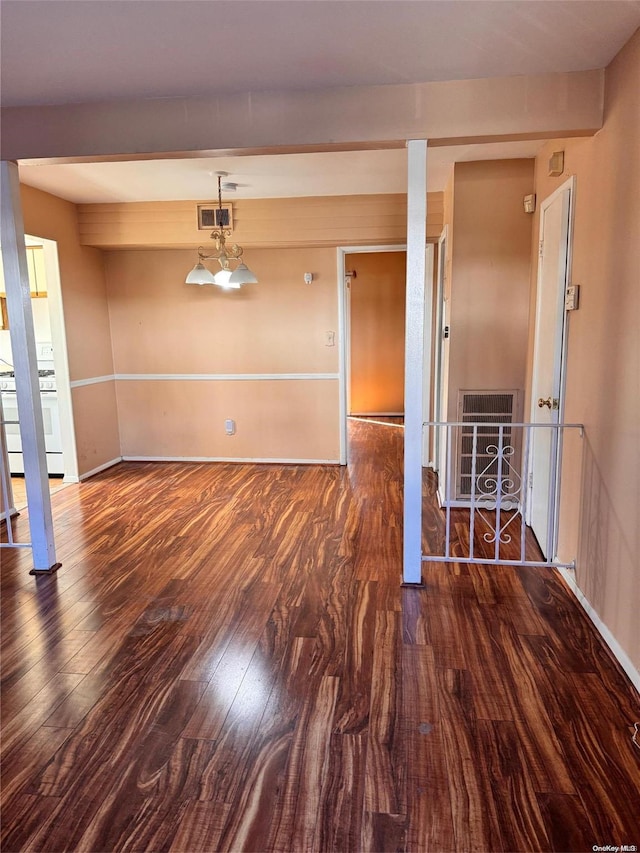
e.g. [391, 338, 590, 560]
[185, 173, 257, 289]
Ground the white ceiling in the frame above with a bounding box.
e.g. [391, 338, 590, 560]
[2, 1, 639, 108]
[4, 1, 640, 201]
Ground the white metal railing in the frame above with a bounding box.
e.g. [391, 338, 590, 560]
[0, 414, 31, 550]
[423, 421, 584, 568]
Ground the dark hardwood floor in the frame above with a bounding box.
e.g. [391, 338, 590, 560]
[9, 476, 68, 512]
[349, 415, 404, 426]
[1, 420, 639, 852]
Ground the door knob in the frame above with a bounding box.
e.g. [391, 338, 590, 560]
[538, 397, 559, 410]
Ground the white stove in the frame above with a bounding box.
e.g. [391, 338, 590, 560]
[0, 345, 63, 476]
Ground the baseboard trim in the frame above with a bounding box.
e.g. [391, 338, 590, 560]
[79, 457, 123, 481]
[122, 455, 341, 465]
[558, 567, 640, 693]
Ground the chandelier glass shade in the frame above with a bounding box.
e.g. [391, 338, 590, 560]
[185, 174, 257, 289]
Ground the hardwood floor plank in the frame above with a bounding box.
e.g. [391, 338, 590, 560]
[196, 606, 316, 807]
[215, 636, 321, 850]
[1, 599, 98, 692]
[0, 726, 72, 806]
[452, 596, 515, 721]
[403, 645, 456, 853]
[436, 667, 505, 853]
[401, 586, 430, 645]
[169, 800, 231, 853]
[517, 566, 617, 674]
[58, 608, 140, 675]
[536, 792, 596, 853]
[422, 569, 468, 670]
[362, 811, 406, 853]
[41, 669, 109, 729]
[31, 630, 202, 800]
[364, 611, 405, 816]
[333, 580, 378, 734]
[272, 675, 340, 853]
[1, 629, 95, 722]
[496, 627, 578, 796]
[517, 635, 640, 841]
[218, 728, 291, 853]
[1, 671, 84, 761]
[0, 793, 61, 853]
[475, 718, 551, 851]
[316, 733, 367, 853]
[182, 581, 282, 740]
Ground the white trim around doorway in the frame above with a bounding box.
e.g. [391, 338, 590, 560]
[36, 236, 80, 484]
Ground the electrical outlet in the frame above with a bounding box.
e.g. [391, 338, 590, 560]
[325, 331, 335, 347]
[225, 419, 235, 435]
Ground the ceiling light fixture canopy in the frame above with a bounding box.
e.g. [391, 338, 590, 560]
[185, 173, 257, 288]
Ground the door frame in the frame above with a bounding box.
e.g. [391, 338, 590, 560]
[432, 225, 448, 474]
[527, 175, 575, 558]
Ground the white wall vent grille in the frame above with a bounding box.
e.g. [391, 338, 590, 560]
[455, 390, 520, 500]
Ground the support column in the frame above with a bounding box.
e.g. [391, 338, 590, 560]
[0, 161, 59, 573]
[403, 140, 427, 585]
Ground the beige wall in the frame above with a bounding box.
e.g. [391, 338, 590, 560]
[71, 381, 121, 473]
[105, 247, 341, 461]
[527, 29, 640, 671]
[20, 186, 120, 477]
[447, 159, 534, 419]
[13, 189, 443, 469]
[117, 379, 339, 461]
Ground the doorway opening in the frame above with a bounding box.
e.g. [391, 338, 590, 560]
[0, 234, 78, 515]
[337, 244, 435, 466]
[346, 250, 407, 418]
[337, 245, 405, 464]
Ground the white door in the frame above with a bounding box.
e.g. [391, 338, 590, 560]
[528, 181, 573, 558]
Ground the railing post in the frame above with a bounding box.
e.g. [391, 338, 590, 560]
[403, 140, 427, 585]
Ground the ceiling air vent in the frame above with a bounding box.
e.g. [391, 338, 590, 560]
[197, 203, 233, 231]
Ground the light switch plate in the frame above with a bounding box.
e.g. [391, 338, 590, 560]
[565, 284, 580, 311]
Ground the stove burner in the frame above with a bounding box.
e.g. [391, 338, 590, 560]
[0, 369, 55, 378]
